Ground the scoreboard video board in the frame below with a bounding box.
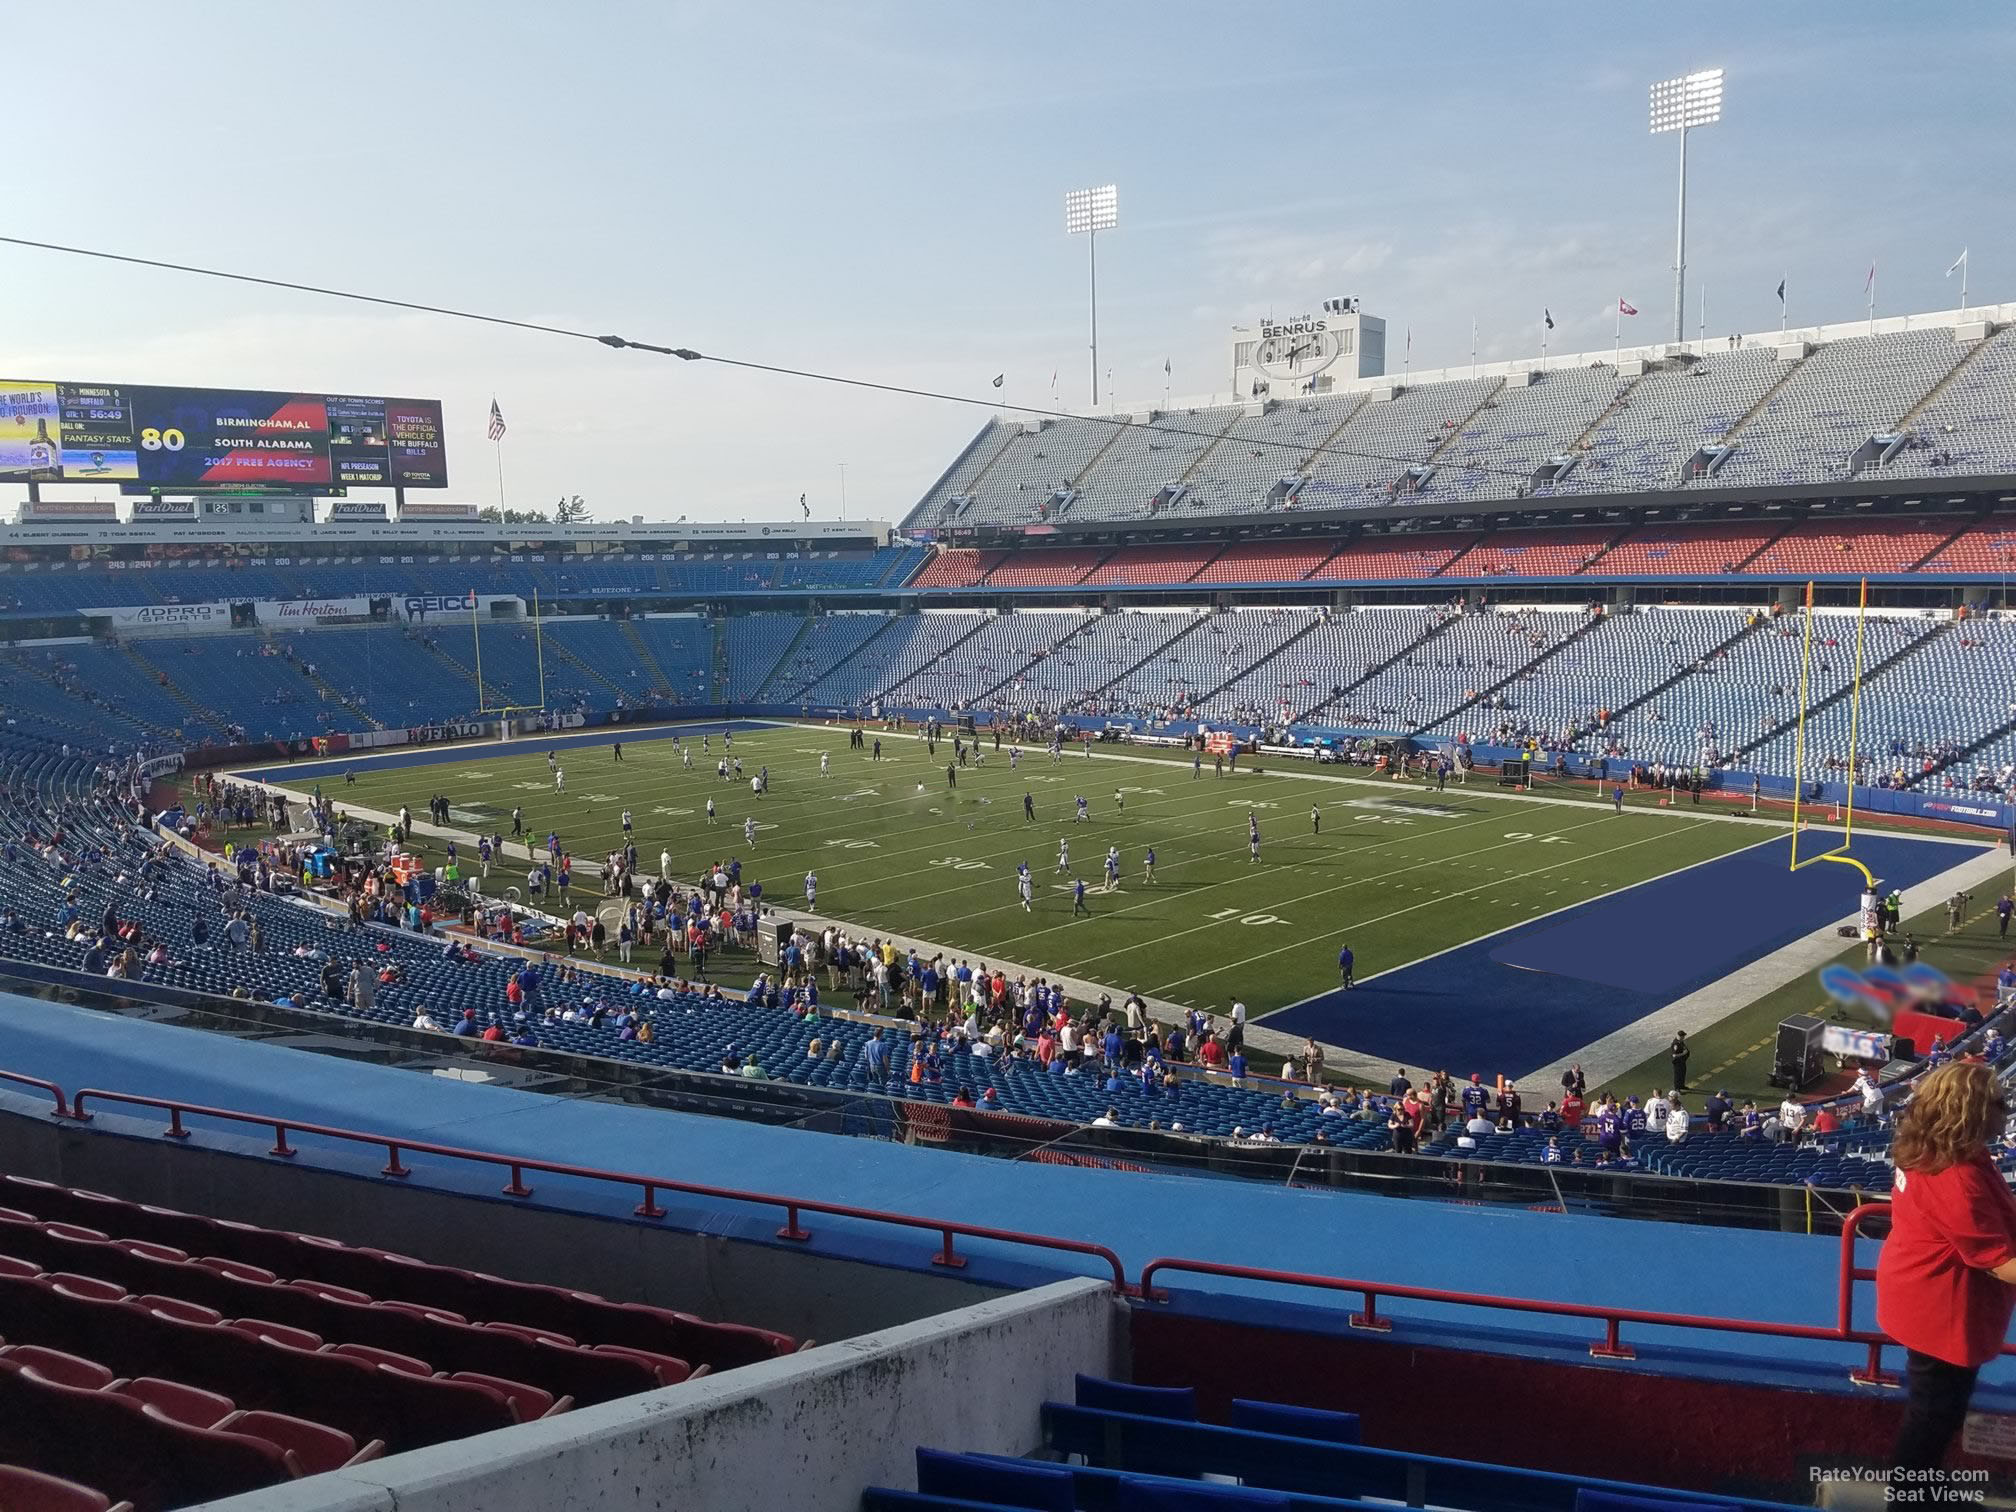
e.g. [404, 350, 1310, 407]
[0, 381, 447, 490]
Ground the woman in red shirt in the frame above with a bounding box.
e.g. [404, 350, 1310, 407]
[1876, 1060, 2016, 1472]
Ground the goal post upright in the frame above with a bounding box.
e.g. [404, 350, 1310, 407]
[1787, 576, 1876, 890]
[469, 586, 487, 714]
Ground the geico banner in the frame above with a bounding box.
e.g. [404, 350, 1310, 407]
[397, 592, 518, 620]
[262, 597, 372, 623]
[105, 602, 228, 630]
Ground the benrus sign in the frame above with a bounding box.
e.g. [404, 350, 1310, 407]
[1258, 315, 1329, 340]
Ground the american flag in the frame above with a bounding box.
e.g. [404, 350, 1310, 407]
[487, 399, 507, 441]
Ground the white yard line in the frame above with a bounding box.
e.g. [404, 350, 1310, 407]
[242, 724, 2004, 1091]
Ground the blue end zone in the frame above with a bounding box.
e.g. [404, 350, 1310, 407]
[232, 718, 790, 784]
[1265, 833, 1983, 1073]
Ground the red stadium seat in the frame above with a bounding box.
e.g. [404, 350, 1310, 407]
[288, 1278, 373, 1304]
[448, 1370, 562, 1421]
[0, 1360, 298, 1508]
[483, 1319, 576, 1346]
[112, 1377, 235, 1429]
[45, 1275, 125, 1304]
[0, 1346, 115, 1390]
[1193, 542, 1337, 583]
[215, 1409, 362, 1476]
[0, 1463, 123, 1512]
[116, 1240, 188, 1264]
[1741, 517, 1962, 575]
[981, 548, 1108, 587]
[194, 1257, 277, 1285]
[591, 1343, 696, 1387]
[0, 1254, 40, 1279]
[223, 1318, 323, 1351]
[1307, 532, 1478, 581]
[133, 1295, 221, 1325]
[327, 1341, 434, 1376]
[1083, 544, 1220, 586]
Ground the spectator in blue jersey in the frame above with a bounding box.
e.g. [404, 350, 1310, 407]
[1228, 1048, 1247, 1087]
[1542, 1137, 1562, 1164]
[1538, 1101, 1562, 1133]
[1389, 1067, 1412, 1097]
[1337, 943, 1355, 988]
[862, 1027, 888, 1085]
[1594, 1096, 1624, 1157]
[1623, 1097, 1648, 1140]
[1460, 1073, 1489, 1121]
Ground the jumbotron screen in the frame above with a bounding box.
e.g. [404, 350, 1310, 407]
[0, 381, 447, 489]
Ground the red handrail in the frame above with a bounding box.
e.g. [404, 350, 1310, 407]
[1137, 1255, 1867, 1366]
[1839, 1201, 1898, 1385]
[0, 1068, 72, 1121]
[0, 1070, 1993, 1384]
[64, 1087, 1128, 1290]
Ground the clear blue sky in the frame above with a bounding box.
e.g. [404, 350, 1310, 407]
[6, 1, 2010, 524]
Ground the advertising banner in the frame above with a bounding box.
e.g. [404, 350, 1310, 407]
[104, 602, 229, 630]
[0, 380, 447, 489]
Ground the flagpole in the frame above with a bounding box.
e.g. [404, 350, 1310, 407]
[1614, 298, 1621, 362]
[1868, 262, 1877, 335]
[1780, 276, 1787, 335]
[1469, 318, 1477, 378]
[1698, 283, 1706, 345]
[494, 435, 506, 511]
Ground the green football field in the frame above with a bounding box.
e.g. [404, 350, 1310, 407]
[290, 722, 1771, 1044]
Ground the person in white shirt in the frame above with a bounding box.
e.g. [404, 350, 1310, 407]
[1778, 1096, 1807, 1142]
[412, 1009, 442, 1031]
[1854, 1067, 1884, 1119]
[1091, 1107, 1119, 1128]
[1463, 1113, 1495, 1138]
[660, 849, 672, 879]
[1664, 1096, 1690, 1143]
[1645, 1089, 1671, 1129]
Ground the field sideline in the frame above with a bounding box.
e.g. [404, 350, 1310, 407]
[253, 721, 1816, 1066]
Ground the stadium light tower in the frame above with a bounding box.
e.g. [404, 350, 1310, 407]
[1649, 68, 1723, 344]
[1065, 184, 1118, 406]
